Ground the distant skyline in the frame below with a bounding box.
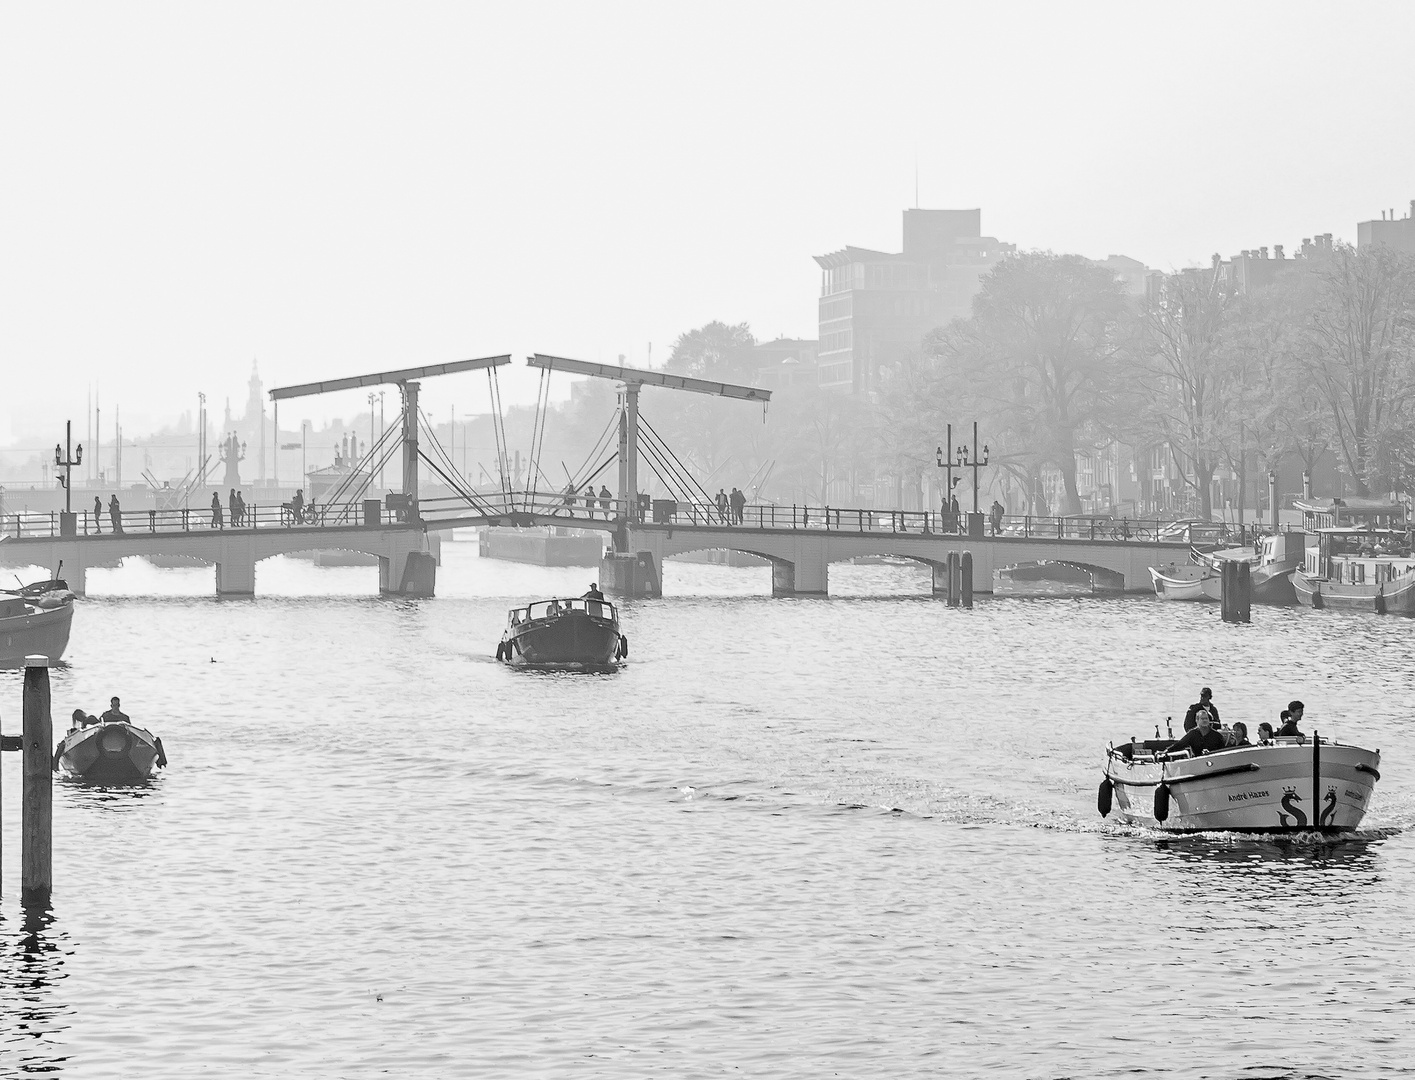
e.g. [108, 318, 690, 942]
[4, 1, 1414, 444]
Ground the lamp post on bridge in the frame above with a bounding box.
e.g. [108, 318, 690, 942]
[936, 422, 989, 533]
[54, 422, 83, 536]
[936, 423, 961, 531]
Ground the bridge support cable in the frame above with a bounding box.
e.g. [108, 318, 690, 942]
[320, 420, 405, 521]
[634, 426, 699, 509]
[523, 363, 553, 514]
[415, 411, 506, 517]
[638, 415, 718, 511]
[567, 411, 619, 494]
[485, 366, 515, 508]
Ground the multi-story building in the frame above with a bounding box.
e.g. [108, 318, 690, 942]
[813, 209, 1014, 394]
[1357, 200, 1415, 254]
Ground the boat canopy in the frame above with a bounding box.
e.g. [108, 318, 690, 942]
[1295, 498, 1408, 531]
[510, 597, 617, 623]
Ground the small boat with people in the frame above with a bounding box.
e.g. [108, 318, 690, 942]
[53, 696, 167, 785]
[495, 583, 628, 670]
[1290, 498, 1415, 615]
[1098, 698, 1380, 832]
[0, 574, 78, 666]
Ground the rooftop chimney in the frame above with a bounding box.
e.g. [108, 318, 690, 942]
[1274, 244, 1285, 259]
[1260, 246, 1269, 260]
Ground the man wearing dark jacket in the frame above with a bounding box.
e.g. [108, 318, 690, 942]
[1183, 687, 1221, 731]
[1169, 710, 1225, 755]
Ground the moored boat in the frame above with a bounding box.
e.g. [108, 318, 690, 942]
[54, 714, 166, 785]
[1148, 561, 1219, 601]
[1195, 531, 1306, 605]
[1291, 499, 1415, 615]
[0, 578, 77, 666]
[994, 560, 1125, 597]
[496, 595, 627, 670]
[1099, 733, 1380, 832]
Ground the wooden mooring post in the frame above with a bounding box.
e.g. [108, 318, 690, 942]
[946, 552, 961, 607]
[1220, 561, 1252, 624]
[1, 656, 54, 901]
[960, 551, 974, 609]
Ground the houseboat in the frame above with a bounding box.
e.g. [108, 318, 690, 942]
[1194, 530, 1307, 605]
[1291, 498, 1415, 615]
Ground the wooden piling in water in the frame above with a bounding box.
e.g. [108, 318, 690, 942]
[946, 552, 961, 607]
[22, 656, 53, 903]
[961, 551, 974, 609]
[1220, 561, 1251, 624]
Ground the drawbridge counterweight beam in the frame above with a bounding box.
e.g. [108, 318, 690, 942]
[525, 354, 770, 526]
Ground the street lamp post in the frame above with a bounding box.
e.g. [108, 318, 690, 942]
[54, 422, 83, 514]
[956, 421, 990, 515]
[367, 393, 377, 480]
[935, 423, 957, 531]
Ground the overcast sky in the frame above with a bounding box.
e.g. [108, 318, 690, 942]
[3, 1, 1413, 446]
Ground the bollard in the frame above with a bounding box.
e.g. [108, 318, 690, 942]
[22, 656, 53, 903]
[960, 551, 974, 608]
[947, 551, 961, 607]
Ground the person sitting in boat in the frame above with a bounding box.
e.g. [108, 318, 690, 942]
[546, 599, 563, 617]
[1256, 722, 1276, 745]
[1278, 701, 1305, 737]
[100, 696, 129, 724]
[1228, 721, 1251, 747]
[583, 582, 605, 601]
[70, 708, 98, 731]
[1183, 687, 1221, 731]
[1167, 709, 1225, 756]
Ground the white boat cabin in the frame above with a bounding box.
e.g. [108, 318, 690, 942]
[1295, 498, 1414, 583]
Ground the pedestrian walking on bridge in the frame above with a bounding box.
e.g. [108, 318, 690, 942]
[109, 494, 123, 534]
[93, 495, 102, 534]
[211, 491, 224, 529]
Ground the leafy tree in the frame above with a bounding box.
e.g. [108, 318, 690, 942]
[931, 252, 1130, 515]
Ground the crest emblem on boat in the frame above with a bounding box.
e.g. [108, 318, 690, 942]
[1278, 787, 1307, 828]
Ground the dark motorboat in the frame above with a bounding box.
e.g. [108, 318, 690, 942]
[994, 560, 1125, 597]
[0, 577, 77, 666]
[496, 596, 627, 670]
[54, 712, 166, 785]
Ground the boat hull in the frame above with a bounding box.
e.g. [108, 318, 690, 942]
[1149, 565, 1219, 601]
[994, 560, 1125, 597]
[504, 610, 622, 670]
[0, 601, 74, 666]
[1293, 569, 1415, 615]
[56, 722, 160, 785]
[1103, 740, 1379, 832]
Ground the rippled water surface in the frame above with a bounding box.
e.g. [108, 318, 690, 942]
[3, 544, 1415, 1078]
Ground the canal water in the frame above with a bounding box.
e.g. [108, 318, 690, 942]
[2, 543, 1414, 1078]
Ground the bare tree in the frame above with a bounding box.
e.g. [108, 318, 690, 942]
[1300, 243, 1415, 495]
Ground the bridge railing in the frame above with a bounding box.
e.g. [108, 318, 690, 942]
[1, 500, 411, 540]
[640, 500, 1259, 546]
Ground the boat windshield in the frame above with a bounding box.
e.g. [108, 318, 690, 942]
[513, 598, 617, 622]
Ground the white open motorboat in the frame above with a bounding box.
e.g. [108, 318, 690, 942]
[1099, 732, 1380, 832]
[1148, 561, 1219, 601]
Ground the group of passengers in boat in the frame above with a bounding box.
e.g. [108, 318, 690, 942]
[1167, 688, 1305, 755]
[68, 696, 129, 731]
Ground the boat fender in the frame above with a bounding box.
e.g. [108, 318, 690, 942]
[1097, 777, 1113, 817]
[1153, 783, 1171, 823]
[619, 634, 629, 659]
[495, 641, 506, 661]
[1376, 588, 1386, 615]
[154, 736, 168, 769]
